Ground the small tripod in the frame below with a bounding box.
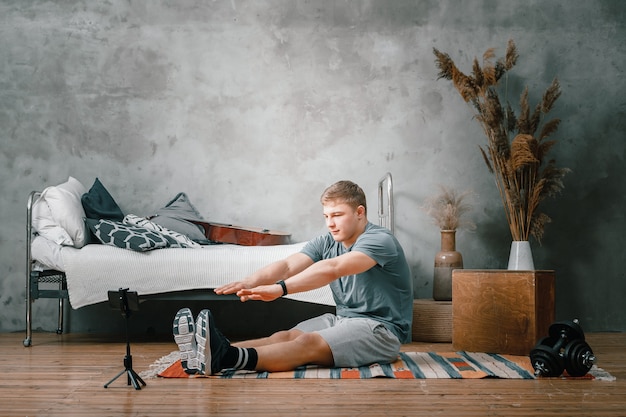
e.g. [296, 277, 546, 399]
[104, 288, 146, 390]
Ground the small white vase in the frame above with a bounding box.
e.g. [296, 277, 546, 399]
[507, 241, 535, 270]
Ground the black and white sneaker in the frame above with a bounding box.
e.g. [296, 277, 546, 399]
[173, 308, 199, 374]
[196, 309, 231, 375]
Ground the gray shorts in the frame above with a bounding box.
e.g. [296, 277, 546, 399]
[292, 313, 401, 368]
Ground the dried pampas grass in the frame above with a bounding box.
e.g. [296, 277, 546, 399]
[433, 40, 570, 243]
[422, 186, 476, 232]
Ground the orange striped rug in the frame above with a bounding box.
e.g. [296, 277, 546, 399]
[140, 351, 612, 380]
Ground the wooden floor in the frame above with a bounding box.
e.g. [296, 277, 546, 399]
[1, 332, 624, 416]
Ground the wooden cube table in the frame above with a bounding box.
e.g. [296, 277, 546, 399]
[452, 269, 555, 356]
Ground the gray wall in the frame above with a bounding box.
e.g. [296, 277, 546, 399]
[1, 0, 624, 334]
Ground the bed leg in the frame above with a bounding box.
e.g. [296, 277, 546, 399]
[24, 282, 33, 347]
[23, 297, 32, 347]
[56, 293, 64, 335]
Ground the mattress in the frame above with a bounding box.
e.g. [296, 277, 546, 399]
[60, 242, 335, 309]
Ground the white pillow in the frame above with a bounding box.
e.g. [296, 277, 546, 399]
[38, 176, 88, 248]
[32, 197, 74, 246]
[31, 235, 65, 271]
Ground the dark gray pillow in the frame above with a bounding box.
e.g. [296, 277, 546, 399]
[81, 178, 124, 221]
[150, 193, 210, 244]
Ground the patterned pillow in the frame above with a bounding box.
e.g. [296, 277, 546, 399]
[86, 219, 188, 251]
[123, 214, 201, 248]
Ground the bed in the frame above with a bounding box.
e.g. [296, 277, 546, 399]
[24, 173, 394, 347]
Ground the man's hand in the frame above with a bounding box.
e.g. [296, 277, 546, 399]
[236, 284, 283, 302]
[214, 281, 249, 295]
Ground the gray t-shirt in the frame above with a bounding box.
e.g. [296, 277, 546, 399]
[301, 222, 413, 343]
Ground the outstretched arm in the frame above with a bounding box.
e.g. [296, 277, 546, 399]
[236, 250, 377, 302]
[214, 252, 314, 296]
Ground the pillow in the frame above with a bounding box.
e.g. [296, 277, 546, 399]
[32, 197, 74, 246]
[150, 192, 210, 244]
[86, 218, 187, 251]
[81, 178, 124, 221]
[123, 214, 201, 248]
[31, 235, 65, 271]
[36, 176, 88, 248]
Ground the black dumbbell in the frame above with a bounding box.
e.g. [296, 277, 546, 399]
[530, 336, 565, 377]
[563, 338, 596, 377]
[530, 319, 596, 377]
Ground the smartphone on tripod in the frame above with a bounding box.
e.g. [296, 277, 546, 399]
[104, 288, 146, 390]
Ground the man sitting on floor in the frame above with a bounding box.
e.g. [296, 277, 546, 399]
[173, 180, 413, 375]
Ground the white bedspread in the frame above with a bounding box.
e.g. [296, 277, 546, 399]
[61, 243, 335, 309]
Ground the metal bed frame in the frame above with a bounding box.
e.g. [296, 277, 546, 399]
[24, 191, 67, 347]
[377, 172, 394, 235]
[23, 173, 395, 347]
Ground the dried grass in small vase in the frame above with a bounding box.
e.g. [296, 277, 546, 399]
[423, 186, 476, 232]
[433, 40, 570, 243]
[423, 185, 475, 301]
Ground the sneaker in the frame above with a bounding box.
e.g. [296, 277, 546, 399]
[195, 309, 231, 375]
[172, 308, 199, 374]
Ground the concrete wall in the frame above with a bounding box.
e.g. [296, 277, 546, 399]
[1, 0, 624, 335]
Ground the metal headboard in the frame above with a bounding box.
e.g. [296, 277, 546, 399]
[377, 172, 394, 234]
[25, 190, 67, 347]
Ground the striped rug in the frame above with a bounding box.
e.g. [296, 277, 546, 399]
[142, 350, 587, 380]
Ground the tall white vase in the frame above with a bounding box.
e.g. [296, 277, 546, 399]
[507, 241, 535, 270]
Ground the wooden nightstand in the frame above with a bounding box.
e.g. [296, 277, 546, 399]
[452, 269, 555, 355]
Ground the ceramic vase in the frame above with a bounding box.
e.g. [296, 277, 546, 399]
[507, 241, 535, 270]
[433, 230, 463, 301]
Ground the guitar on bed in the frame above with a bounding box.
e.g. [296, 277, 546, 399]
[191, 221, 291, 246]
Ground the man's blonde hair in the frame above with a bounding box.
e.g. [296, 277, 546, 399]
[320, 180, 367, 214]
